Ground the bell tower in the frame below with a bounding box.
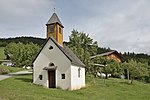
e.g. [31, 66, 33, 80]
[46, 13, 64, 46]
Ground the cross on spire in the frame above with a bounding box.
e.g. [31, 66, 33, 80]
[54, 7, 56, 13]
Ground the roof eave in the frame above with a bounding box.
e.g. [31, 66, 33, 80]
[46, 22, 64, 28]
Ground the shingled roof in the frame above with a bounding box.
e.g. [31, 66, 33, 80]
[46, 13, 64, 28]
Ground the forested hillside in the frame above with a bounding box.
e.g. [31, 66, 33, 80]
[1, 36, 150, 64]
[0, 37, 46, 47]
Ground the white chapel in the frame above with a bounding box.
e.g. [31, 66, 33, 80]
[33, 12, 85, 90]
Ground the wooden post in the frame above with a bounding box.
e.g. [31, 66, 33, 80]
[127, 69, 130, 83]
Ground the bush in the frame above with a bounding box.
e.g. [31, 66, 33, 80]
[145, 76, 150, 83]
[0, 68, 10, 74]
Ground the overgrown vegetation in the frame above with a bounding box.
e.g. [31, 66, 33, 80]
[0, 75, 150, 100]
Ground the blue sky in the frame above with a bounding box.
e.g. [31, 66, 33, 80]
[0, 0, 150, 54]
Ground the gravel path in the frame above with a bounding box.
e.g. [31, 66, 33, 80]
[0, 70, 32, 81]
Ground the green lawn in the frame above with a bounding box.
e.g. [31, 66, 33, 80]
[0, 47, 6, 60]
[0, 75, 150, 100]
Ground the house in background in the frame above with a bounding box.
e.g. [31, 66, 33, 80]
[91, 50, 122, 78]
[0, 60, 13, 66]
[91, 50, 122, 62]
[33, 13, 85, 90]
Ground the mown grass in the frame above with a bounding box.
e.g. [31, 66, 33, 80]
[0, 65, 23, 74]
[0, 47, 6, 60]
[0, 75, 150, 100]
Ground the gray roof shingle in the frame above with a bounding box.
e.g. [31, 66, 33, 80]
[46, 13, 64, 28]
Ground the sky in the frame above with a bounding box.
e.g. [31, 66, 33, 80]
[0, 0, 150, 54]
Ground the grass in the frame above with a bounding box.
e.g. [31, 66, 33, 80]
[0, 65, 23, 74]
[0, 75, 150, 100]
[0, 47, 6, 60]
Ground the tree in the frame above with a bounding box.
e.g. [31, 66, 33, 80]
[122, 59, 149, 84]
[101, 58, 123, 79]
[90, 56, 123, 79]
[4, 42, 40, 67]
[90, 56, 106, 78]
[67, 29, 98, 74]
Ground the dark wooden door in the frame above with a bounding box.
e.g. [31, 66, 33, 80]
[48, 70, 55, 88]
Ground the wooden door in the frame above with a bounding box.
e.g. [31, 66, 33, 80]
[48, 70, 56, 88]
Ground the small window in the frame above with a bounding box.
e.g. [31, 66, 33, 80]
[78, 68, 81, 78]
[49, 25, 54, 32]
[39, 75, 43, 80]
[49, 46, 53, 50]
[61, 74, 65, 79]
[49, 63, 54, 66]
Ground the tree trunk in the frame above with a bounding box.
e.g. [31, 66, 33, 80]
[105, 72, 108, 79]
[131, 77, 134, 84]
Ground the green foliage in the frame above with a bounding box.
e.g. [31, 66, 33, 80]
[123, 52, 150, 65]
[0, 75, 150, 100]
[0, 36, 45, 47]
[91, 57, 123, 79]
[122, 59, 149, 84]
[66, 29, 150, 83]
[4, 42, 40, 67]
[0, 42, 7, 47]
[0, 47, 6, 60]
[67, 29, 98, 74]
[0, 67, 10, 74]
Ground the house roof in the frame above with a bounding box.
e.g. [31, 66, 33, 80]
[33, 37, 85, 67]
[46, 13, 64, 28]
[90, 50, 121, 59]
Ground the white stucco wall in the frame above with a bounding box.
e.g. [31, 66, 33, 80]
[33, 39, 72, 89]
[70, 65, 85, 90]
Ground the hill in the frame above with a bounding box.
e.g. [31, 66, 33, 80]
[1, 36, 150, 64]
[0, 37, 46, 46]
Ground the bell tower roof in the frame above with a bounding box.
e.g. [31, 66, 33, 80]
[46, 13, 64, 28]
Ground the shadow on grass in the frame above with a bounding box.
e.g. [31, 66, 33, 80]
[119, 81, 132, 85]
[15, 77, 32, 83]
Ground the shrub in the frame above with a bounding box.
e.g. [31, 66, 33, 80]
[145, 76, 150, 83]
[0, 68, 10, 74]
